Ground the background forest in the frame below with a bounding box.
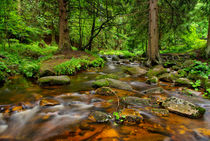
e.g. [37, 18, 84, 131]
[0, 0, 209, 90]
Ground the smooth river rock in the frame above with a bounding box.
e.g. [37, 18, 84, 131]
[162, 96, 206, 118]
[38, 75, 70, 86]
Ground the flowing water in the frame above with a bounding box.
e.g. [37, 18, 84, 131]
[0, 56, 209, 141]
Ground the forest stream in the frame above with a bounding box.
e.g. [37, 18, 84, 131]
[0, 56, 209, 141]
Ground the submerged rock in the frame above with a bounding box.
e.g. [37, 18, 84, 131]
[92, 78, 133, 91]
[162, 96, 206, 118]
[175, 78, 191, 87]
[151, 108, 169, 117]
[89, 111, 110, 123]
[95, 87, 116, 96]
[38, 75, 70, 86]
[40, 98, 60, 107]
[122, 96, 150, 107]
[141, 87, 166, 94]
[146, 65, 168, 77]
[123, 66, 147, 77]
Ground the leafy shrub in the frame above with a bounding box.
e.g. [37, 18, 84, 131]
[19, 61, 40, 78]
[184, 61, 209, 79]
[54, 57, 105, 75]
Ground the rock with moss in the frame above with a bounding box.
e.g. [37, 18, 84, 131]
[38, 75, 70, 86]
[123, 66, 147, 77]
[95, 87, 116, 96]
[146, 76, 158, 84]
[89, 111, 110, 123]
[146, 65, 168, 77]
[117, 108, 143, 125]
[96, 74, 119, 80]
[39, 65, 56, 77]
[151, 108, 169, 117]
[122, 96, 151, 106]
[141, 87, 166, 94]
[112, 56, 120, 61]
[106, 78, 133, 91]
[183, 60, 195, 68]
[177, 69, 188, 77]
[162, 96, 206, 118]
[92, 78, 133, 91]
[92, 79, 109, 88]
[175, 78, 191, 87]
[158, 73, 178, 83]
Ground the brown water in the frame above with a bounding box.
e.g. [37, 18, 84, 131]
[0, 58, 209, 141]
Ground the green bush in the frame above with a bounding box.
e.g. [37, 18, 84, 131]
[54, 57, 104, 75]
[184, 61, 209, 79]
[19, 61, 40, 78]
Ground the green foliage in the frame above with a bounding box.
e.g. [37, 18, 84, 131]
[203, 88, 210, 99]
[99, 50, 140, 58]
[19, 62, 40, 78]
[184, 61, 209, 79]
[190, 80, 201, 91]
[54, 57, 104, 75]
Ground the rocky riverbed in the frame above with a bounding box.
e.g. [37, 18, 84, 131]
[0, 55, 209, 141]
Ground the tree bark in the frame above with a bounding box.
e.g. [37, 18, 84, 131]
[58, 0, 72, 53]
[206, 15, 210, 58]
[147, 0, 161, 66]
[17, 0, 21, 15]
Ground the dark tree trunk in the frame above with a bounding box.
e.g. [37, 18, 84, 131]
[58, 0, 72, 53]
[78, 0, 83, 50]
[147, 0, 161, 66]
[206, 15, 210, 58]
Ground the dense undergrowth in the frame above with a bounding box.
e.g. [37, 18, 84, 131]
[54, 56, 105, 75]
[0, 43, 57, 78]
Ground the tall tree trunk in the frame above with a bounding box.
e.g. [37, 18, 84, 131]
[206, 15, 210, 58]
[58, 0, 72, 53]
[147, 0, 161, 66]
[17, 0, 21, 15]
[78, 0, 83, 50]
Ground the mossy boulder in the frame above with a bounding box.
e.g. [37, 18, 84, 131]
[106, 78, 133, 91]
[183, 60, 195, 68]
[162, 96, 206, 118]
[158, 73, 178, 83]
[39, 65, 56, 77]
[122, 96, 151, 106]
[117, 108, 143, 125]
[175, 78, 191, 87]
[146, 65, 168, 77]
[96, 74, 119, 80]
[146, 76, 158, 84]
[38, 75, 70, 86]
[89, 111, 110, 123]
[123, 66, 147, 77]
[93, 78, 133, 91]
[95, 87, 116, 96]
[141, 87, 166, 94]
[92, 79, 109, 88]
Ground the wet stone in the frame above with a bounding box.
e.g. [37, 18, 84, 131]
[123, 66, 147, 77]
[162, 96, 206, 118]
[151, 108, 169, 117]
[95, 87, 116, 96]
[175, 78, 191, 87]
[118, 108, 143, 125]
[40, 98, 60, 107]
[89, 111, 110, 123]
[141, 87, 166, 94]
[122, 96, 151, 107]
[38, 75, 70, 86]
